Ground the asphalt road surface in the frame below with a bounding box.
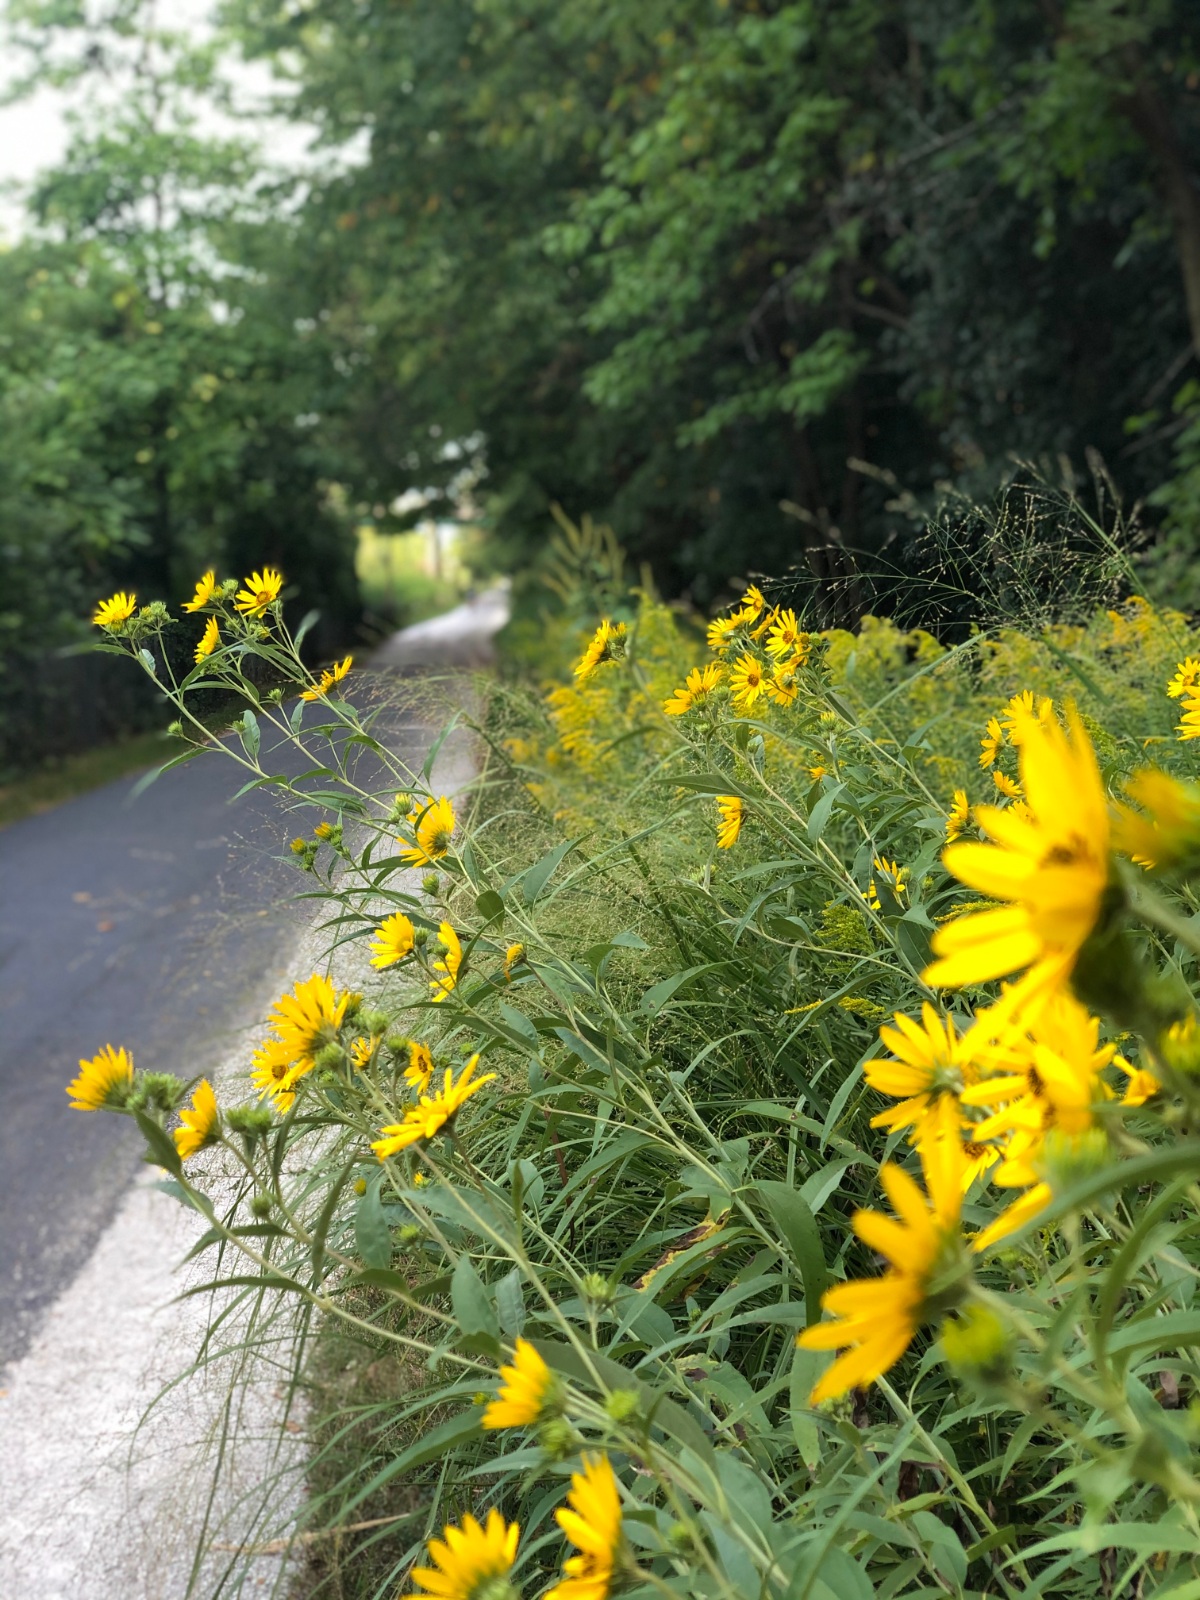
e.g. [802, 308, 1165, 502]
[0, 589, 507, 1371]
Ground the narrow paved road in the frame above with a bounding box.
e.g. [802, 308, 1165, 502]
[0, 589, 508, 1371]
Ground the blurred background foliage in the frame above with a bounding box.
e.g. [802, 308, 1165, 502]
[2, 0, 1200, 769]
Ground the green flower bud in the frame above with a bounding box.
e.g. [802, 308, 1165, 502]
[604, 1388, 640, 1425]
[226, 1104, 276, 1141]
[250, 1193, 273, 1218]
[941, 1303, 1010, 1384]
[314, 1042, 347, 1074]
[397, 1224, 423, 1247]
[537, 1416, 580, 1460]
[413, 927, 430, 948]
[128, 1071, 184, 1115]
[353, 1177, 367, 1196]
[580, 1271, 615, 1305]
[358, 1007, 391, 1037]
[422, 873, 441, 896]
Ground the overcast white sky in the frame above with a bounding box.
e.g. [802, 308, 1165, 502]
[0, 0, 318, 240]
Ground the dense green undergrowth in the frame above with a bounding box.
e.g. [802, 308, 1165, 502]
[72, 525, 1200, 1600]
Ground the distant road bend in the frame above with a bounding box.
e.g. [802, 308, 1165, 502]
[0, 588, 508, 1370]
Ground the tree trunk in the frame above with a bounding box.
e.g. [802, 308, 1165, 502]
[1117, 61, 1200, 355]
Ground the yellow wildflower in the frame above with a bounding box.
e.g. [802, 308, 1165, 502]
[1167, 657, 1200, 699]
[400, 796, 457, 868]
[350, 1036, 376, 1069]
[865, 1004, 985, 1144]
[301, 654, 353, 701]
[991, 770, 1021, 800]
[66, 1044, 134, 1110]
[1000, 690, 1053, 745]
[194, 616, 220, 663]
[961, 992, 1112, 1247]
[405, 1040, 435, 1094]
[925, 708, 1109, 1018]
[766, 662, 800, 706]
[1178, 690, 1200, 742]
[545, 1453, 624, 1600]
[728, 652, 767, 712]
[716, 795, 743, 849]
[809, 764, 829, 783]
[504, 942, 526, 980]
[431, 922, 463, 1002]
[182, 570, 217, 612]
[1118, 1059, 1160, 1107]
[264, 972, 350, 1077]
[978, 717, 1003, 769]
[483, 1338, 558, 1429]
[407, 1507, 520, 1600]
[1113, 768, 1200, 870]
[174, 1079, 221, 1159]
[797, 1101, 968, 1402]
[371, 1056, 495, 1158]
[574, 619, 626, 681]
[251, 1036, 300, 1111]
[946, 789, 970, 843]
[766, 608, 806, 660]
[313, 820, 335, 840]
[92, 591, 137, 629]
[370, 911, 416, 968]
[706, 612, 743, 654]
[662, 662, 722, 715]
[868, 856, 908, 910]
[234, 566, 283, 617]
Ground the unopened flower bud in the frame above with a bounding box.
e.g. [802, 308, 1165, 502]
[413, 927, 430, 948]
[422, 873, 441, 896]
[353, 1177, 367, 1196]
[314, 1043, 347, 1073]
[604, 1388, 640, 1425]
[398, 1224, 423, 1247]
[538, 1416, 580, 1459]
[580, 1271, 614, 1305]
[941, 1304, 1010, 1383]
[250, 1193, 273, 1218]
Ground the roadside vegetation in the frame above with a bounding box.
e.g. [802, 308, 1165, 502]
[66, 503, 1200, 1599]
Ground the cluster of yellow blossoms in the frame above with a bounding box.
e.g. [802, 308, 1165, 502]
[800, 696, 1198, 1402]
[661, 585, 813, 720]
[411, 1340, 626, 1600]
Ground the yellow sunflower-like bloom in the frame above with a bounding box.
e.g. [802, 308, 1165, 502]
[574, 619, 626, 681]
[371, 1055, 495, 1159]
[400, 795, 457, 868]
[66, 1044, 134, 1110]
[865, 1004, 988, 1146]
[370, 911, 416, 969]
[350, 1036, 377, 1069]
[545, 1452, 624, 1600]
[407, 1506, 520, 1600]
[766, 663, 800, 706]
[728, 652, 767, 712]
[868, 856, 908, 910]
[251, 973, 350, 1110]
[740, 583, 766, 619]
[924, 707, 1109, 1019]
[809, 763, 829, 783]
[174, 1079, 221, 1159]
[300, 654, 353, 701]
[946, 789, 970, 843]
[960, 991, 1112, 1247]
[483, 1337, 558, 1429]
[1000, 690, 1052, 744]
[1177, 688, 1200, 741]
[1113, 768, 1200, 870]
[662, 663, 723, 716]
[706, 612, 744, 654]
[430, 922, 463, 1002]
[251, 1036, 299, 1110]
[405, 1040, 435, 1093]
[504, 943, 526, 980]
[797, 1102, 969, 1402]
[1167, 657, 1200, 699]
[92, 591, 137, 629]
[715, 795, 743, 849]
[182, 569, 217, 612]
[194, 616, 220, 663]
[1118, 1059, 1160, 1107]
[991, 770, 1021, 800]
[234, 566, 283, 617]
[766, 608, 806, 660]
[978, 718, 1003, 769]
